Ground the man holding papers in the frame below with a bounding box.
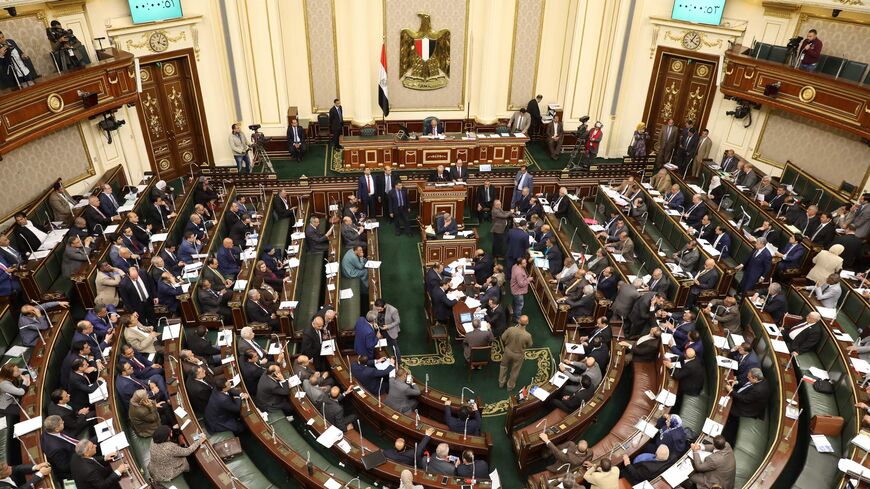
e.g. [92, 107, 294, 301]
[688, 435, 737, 489]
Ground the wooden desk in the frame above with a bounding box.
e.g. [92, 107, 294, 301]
[421, 231, 479, 264]
[340, 133, 529, 169]
[418, 182, 468, 226]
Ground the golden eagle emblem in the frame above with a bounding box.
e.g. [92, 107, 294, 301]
[399, 13, 450, 90]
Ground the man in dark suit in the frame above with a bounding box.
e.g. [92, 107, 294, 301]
[681, 127, 699, 172]
[350, 356, 394, 395]
[686, 259, 720, 309]
[729, 342, 760, 386]
[692, 214, 715, 242]
[484, 297, 507, 338]
[240, 349, 266, 397]
[70, 440, 126, 489]
[205, 379, 248, 435]
[228, 214, 254, 247]
[728, 367, 770, 419]
[47, 389, 95, 435]
[544, 237, 563, 276]
[273, 189, 295, 221]
[645, 268, 670, 296]
[0, 461, 51, 489]
[186, 365, 215, 414]
[118, 267, 156, 325]
[428, 164, 451, 183]
[808, 212, 836, 248]
[449, 159, 469, 182]
[329, 98, 343, 149]
[443, 401, 482, 436]
[596, 267, 619, 300]
[774, 233, 805, 276]
[422, 118, 444, 136]
[476, 180, 496, 221]
[186, 325, 221, 361]
[834, 225, 862, 269]
[67, 358, 100, 411]
[720, 149, 739, 173]
[663, 184, 685, 211]
[526, 95, 543, 133]
[246, 289, 280, 331]
[665, 348, 704, 396]
[304, 216, 330, 253]
[682, 194, 707, 228]
[388, 182, 411, 236]
[505, 220, 531, 280]
[563, 284, 595, 320]
[354, 312, 380, 358]
[83, 195, 111, 233]
[735, 163, 759, 189]
[286, 119, 307, 161]
[197, 279, 232, 320]
[425, 263, 446, 295]
[455, 450, 489, 480]
[161, 243, 183, 276]
[470, 249, 494, 284]
[711, 226, 731, 259]
[255, 365, 293, 415]
[430, 280, 457, 325]
[737, 238, 772, 293]
[97, 185, 120, 217]
[627, 293, 665, 339]
[12, 213, 48, 254]
[549, 375, 595, 412]
[757, 282, 787, 325]
[785, 312, 823, 354]
[40, 415, 81, 480]
[356, 167, 377, 217]
[216, 237, 241, 277]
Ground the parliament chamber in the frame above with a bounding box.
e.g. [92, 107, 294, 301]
[1, 1, 870, 489]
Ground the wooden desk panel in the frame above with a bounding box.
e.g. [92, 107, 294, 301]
[341, 134, 529, 169]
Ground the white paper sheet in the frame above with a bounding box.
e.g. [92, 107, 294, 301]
[316, 425, 344, 448]
[320, 339, 336, 356]
[530, 386, 550, 402]
[339, 289, 354, 299]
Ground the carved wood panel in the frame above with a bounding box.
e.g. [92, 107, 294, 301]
[644, 48, 718, 153]
[137, 55, 209, 180]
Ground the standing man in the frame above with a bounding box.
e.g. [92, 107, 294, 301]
[499, 316, 533, 391]
[526, 94, 543, 135]
[798, 29, 823, 72]
[286, 119, 306, 161]
[656, 118, 678, 165]
[674, 122, 694, 171]
[229, 123, 251, 174]
[512, 166, 534, 208]
[476, 180, 495, 221]
[509, 107, 531, 134]
[329, 98, 344, 150]
[736, 238, 772, 294]
[357, 168, 377, 218]
[546, 116, 564, 160]
[377, 165, 397, 218]
[373, 299, 402, 365]
[506, 219, 530, 281]
[692, 129, 712, 177]
[388, 182, 411, 236]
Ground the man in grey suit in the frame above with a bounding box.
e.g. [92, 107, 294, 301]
[674, 241, 701, 272]
[373, 299, 401, 365]
[612, 278, 643, 320]
[644, 268, 670, 295]
[385, 369, 420, 414]
[463, 319, 494, 362]
[852, 193, 870, 239]
[656, 118, 678, 165]
[61, 235, 93, 277]
[341, 216, 366, 251]
[687, 259, 720, 309]
[705, 296, 741, 335]
[805, 274, 842, 308]
[691, 129, 712, 177]
[689, 435, 736, 489]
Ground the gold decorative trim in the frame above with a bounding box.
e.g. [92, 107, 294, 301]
[239, 1, 282, 126]
[381, 0, 470, 113]
[125, 29, 187, 53]
[664, 30, 723, 50]
[798, 85, 816, 103]
[46, 93, 64, 113]
[303, 0, 340, 114]
[761, 1, 799, 19]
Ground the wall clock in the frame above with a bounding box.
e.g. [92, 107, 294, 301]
[148, 31, 169, 52]
[682, 31, 702, 50]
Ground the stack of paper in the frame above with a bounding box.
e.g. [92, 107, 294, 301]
[291, 231, 305, 240]
[656, 390, 677, 406]
[635, 419, 659, 438]
[530, 386, 550, 401]
[812, 434, 834, 453]
[549, 372, 569, 388]
[715, 356, 739, 370]
[316, 425, 345, 448]
[100, 431, 130, 454]
[702, 417, 724, 436]
[365, 261, 382, 269]
[278, 301, 299, 310]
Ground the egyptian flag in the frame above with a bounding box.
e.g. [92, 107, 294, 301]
[414, 37, 437, 61]
[378, 42, 389, 117]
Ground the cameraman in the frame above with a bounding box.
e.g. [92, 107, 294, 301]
[46, 20, 88, 71]
[798, 29, 823, 72]
[0, 31, 36, 88]
[229, 123, 252, 174]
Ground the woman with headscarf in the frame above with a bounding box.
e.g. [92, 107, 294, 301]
[128, 389, 163, 438]
[150, 180, 174, 211]
[148, 425, 203, 482]
[807, 243, 844, 284]
[193, 176, 219, 206]
[629, 122, 650, 164]
[398, 469, 423, 489]
[259, 247, 286, 277]
[622, 444, 673, 485]
[708, 175, 725, 204]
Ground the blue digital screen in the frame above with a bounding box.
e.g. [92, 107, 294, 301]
[671, 0, 726, 26]
[129, 0, 183, 24]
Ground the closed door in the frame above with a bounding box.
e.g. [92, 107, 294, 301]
[644, 49, 718, 153]
[138, 52, 210, 179]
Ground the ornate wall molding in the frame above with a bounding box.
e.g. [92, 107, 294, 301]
[649, 16, 747, 58]
[106, 15, 203, 61]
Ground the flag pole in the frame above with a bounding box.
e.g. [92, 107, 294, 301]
[466, 33, 473, 124]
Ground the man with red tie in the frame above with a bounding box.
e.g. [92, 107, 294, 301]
[357, 167, 377, 218]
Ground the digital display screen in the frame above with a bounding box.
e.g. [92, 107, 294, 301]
[671, 0, 726, 26]
[129, 0, 183, 24]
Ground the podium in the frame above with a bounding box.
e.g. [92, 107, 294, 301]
[417, 182, 468, 226]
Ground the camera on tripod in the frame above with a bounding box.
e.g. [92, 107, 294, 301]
[249, 123, 271, 151]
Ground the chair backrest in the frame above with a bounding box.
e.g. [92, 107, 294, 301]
[360, 126, 377, 137]
[820, 56, 845, 76]
[767, 46, 788, 64]
[423, 116, 440, 130]
[756, 43, 772, 60]
[864, 69, 870, 86]
[317, 113, 330, 126]
[495, 125, 510, 134]
[469, 345, 492, 363]
[840, 61, 868, 82]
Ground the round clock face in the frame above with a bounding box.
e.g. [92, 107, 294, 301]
[682, 31, 702, 50]
[149, 32, 169, 52]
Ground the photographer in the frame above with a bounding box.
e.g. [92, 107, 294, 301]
[798, 29, 823, 72]
[0, 31, 36, 89]
[46, 20, 89, 71]
[229, 123, 252, 174]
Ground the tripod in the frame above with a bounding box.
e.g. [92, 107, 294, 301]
[252, 143, 275, 173]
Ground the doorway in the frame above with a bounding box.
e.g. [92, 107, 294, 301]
[137, 48, 212, 179]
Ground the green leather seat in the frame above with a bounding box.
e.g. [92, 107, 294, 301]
[266, 411, 354, 480]
[733, 417, 769, 487]
[295, 251, 324, 328]
[127, 431, 152, 480]
[338, 277, 362, 333]
[209, 431, 276, 489]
